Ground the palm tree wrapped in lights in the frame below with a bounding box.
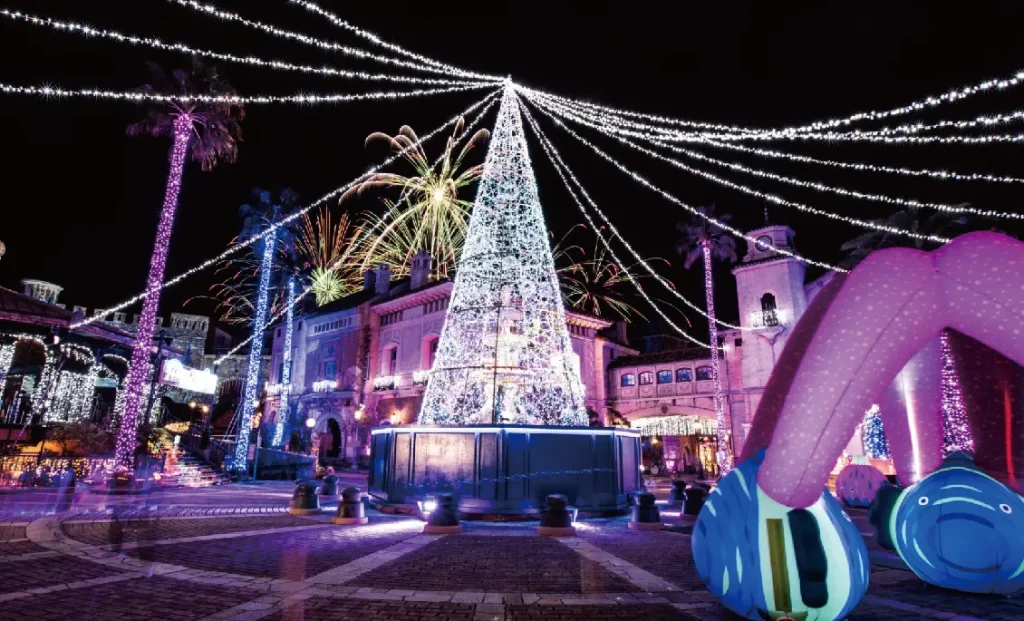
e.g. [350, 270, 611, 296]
[114, 60, 243, 475]
[342, 119, 489, 282]
[677, 205, 736, 476]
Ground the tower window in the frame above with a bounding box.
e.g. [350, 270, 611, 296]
[676, 368, 693, 382]
[638, 371, 654, 386]
[696, 365, 713, 381]
[657, 370, 673, 384]
[620, 373, 636, 387]
[760, 293, 779, 327]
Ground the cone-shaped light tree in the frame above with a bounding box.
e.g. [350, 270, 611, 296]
[677, 206, 737, 476]
[418, 83, 587, 426]
[115, 61, 243, 473]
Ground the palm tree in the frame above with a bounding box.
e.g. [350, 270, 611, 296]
[839, 206, 968, 269]
[114, 59, 243, 475]
[677, 205, 737, 476]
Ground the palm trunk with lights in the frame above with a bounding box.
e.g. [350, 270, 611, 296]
[114, 114, 192, 474]
[272, 276, 295, 448]
[702, 239, 733, 476]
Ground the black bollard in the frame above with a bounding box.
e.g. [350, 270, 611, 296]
[423, 494, 462, 534]
[668, 480, 687, 507]
[682, 485, 707, 516]
[537, 494, 576, 537]
[320, 474, 340, 497]
[332, 487, 367, 525]
[289, 481, 322, 515]
[629, 491, 663, 530]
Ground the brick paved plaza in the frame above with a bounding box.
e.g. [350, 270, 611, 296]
[0, 482, 1020, 621]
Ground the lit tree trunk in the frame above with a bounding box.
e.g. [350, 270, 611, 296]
[702, 239, 733, 476]
[114, 115, 192, 474]
[272, 276, 295, 448]
[232, 230, 278, 472]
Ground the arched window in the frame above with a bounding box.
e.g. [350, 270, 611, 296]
[760, 293, 779, 327]
[696, 365, 713, 381]
[420, 335, 440, 370]
[381, 344, 398, 375]
[638, 371, 654, 385]
[620, 373, 636, 387]
[676, 368, 693, 382]
[657, 370, 673, 384]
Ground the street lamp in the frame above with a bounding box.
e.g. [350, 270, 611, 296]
[305, 416, 316, 429]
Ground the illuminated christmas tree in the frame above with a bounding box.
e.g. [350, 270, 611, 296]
[418, 83, 587, 426]
[861, 404, 889, 460]
[940, 330, 973, 454]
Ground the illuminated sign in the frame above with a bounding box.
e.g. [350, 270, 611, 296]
[159, 359, 217, 394]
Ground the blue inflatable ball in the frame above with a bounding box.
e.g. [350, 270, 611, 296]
[877, 451, 1024, 595]
[691, 449, 869, 620]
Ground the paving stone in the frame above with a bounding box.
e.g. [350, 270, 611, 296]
[506, 603, 702, 619]
[0, 540, 49, 557]
[62, 515, 315, 547]
[577, 522, 705, 590]
[276, 597, 477, 620]
[347, 535, 641, 594]
[0, 554, 130, 594]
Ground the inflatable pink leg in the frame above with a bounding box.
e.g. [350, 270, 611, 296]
[876, 337, 944, 485]
[758, 248, 946, 508]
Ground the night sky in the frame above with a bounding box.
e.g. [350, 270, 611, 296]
[3, 1, 1024, 331]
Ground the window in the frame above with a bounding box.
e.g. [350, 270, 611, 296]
[424, 298, 449, 315]
[387, 346, 398, 375]
[620, 373, 635, 387]
[324, 360, 336, 380]
[676, 368, 693, 382]
[276, 328, 281, 338]
[381, 311, 403, 326]
[761, 293, 779, 327]
[657, 370, 673, 384]
[734, 338, 743, 347]
[638, 371, 654, 385]
[277, 362, 284, 383]
[696, 365, 713, 381]
[298, 322, 303, 331]
[429, 338, 439, 368]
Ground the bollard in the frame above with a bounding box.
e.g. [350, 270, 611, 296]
[289, 481, 322, 515]
[629, 491, 663, 530]
[423, 494, 462, 534]
[332, 487, 367, 525]
[683, 485, 708, 516]
[668, 480, 687, 506]
[537, 494, 576, 537]
[320, 474, 340, 498]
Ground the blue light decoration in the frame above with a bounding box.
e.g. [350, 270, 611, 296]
[861, 404, 889, 460]
[232, 230, 277, 471]
[691, 449, 868, 620]
[870, 451, 1024, 595]
[272, 276, 294, 448]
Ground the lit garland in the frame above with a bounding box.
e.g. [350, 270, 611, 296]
[866, 109, 1024, 136]
[523, 93, 847, 273]
[711, 130, 1024, 145]
[114, 114, 191, 475]
[940, 331, 973, 454]
[701, 237, 733, 475]
[0, 9, 476, 87]
[861, 404, 890, 460]
[419, 84, 587, 426]
[630, 414, 717, 437]
[521, 102, 724, 346]
[0, 81, 491, 107]
[75, 89, 500, 333]
[272, 277, 295, 448]
[166, 0, 500, 82]
[232, 229, 277, 471]
[0, 343, 14, 383]
[532, 92, 1023, 225]
[312, 379, 338, 393]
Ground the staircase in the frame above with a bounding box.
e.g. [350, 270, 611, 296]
[159, 440, 232, 488]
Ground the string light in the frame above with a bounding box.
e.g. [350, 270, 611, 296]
[866, 109, 1024, 136]
[690, 137, 1024, 185]
[630, 414, 717, 437]
[531, 95, 982, 239]
[0, 9, 475, 87]
[272, 277, 295, 448]
[75, 89, 501, 332]
[166, 0, 500, 82]
[521, 100, 741, 341]
[861, 404, 890, 460]
[115, 114, 192, 475]
[0, 81, 491, 107]
[232, 230, 277, 471]
[940, 331, 973, 455]
[286, 0, 499, 83]
[419, 84, 587, 426]
[709, 129, 1024, 145]
[522, 91, 847, 273]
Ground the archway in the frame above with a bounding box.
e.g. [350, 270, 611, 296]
[324, 418, 341, 459]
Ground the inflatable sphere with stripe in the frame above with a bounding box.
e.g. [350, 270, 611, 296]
[835, 459, 889, 508]
[691, 450, 869, 620]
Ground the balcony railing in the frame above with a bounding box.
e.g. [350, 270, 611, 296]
[748, 308, 782, 329]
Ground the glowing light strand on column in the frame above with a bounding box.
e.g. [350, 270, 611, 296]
[0, 9, 476, 87]
[939, 331, 973, 454]
[114, 114, 191, 475]
[232, 229, 277, 471]
[73, 89, 500, 332]
[701, 240, 732, 475]
[272, 277, 295, 448]
[419, 83, 587, 426]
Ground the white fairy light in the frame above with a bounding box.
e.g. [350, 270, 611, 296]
[865, 109, 1024, 136]
[522, 92, 847, 273]
[419, 83, 588, 426]
[0, 9, 478, 87]
[73, 88, 501, 332]
[0, 81, 490, 106]
[166, 0, 500, 82]
[520, 100, 744, 339]
[706, 129, 1024, 145]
